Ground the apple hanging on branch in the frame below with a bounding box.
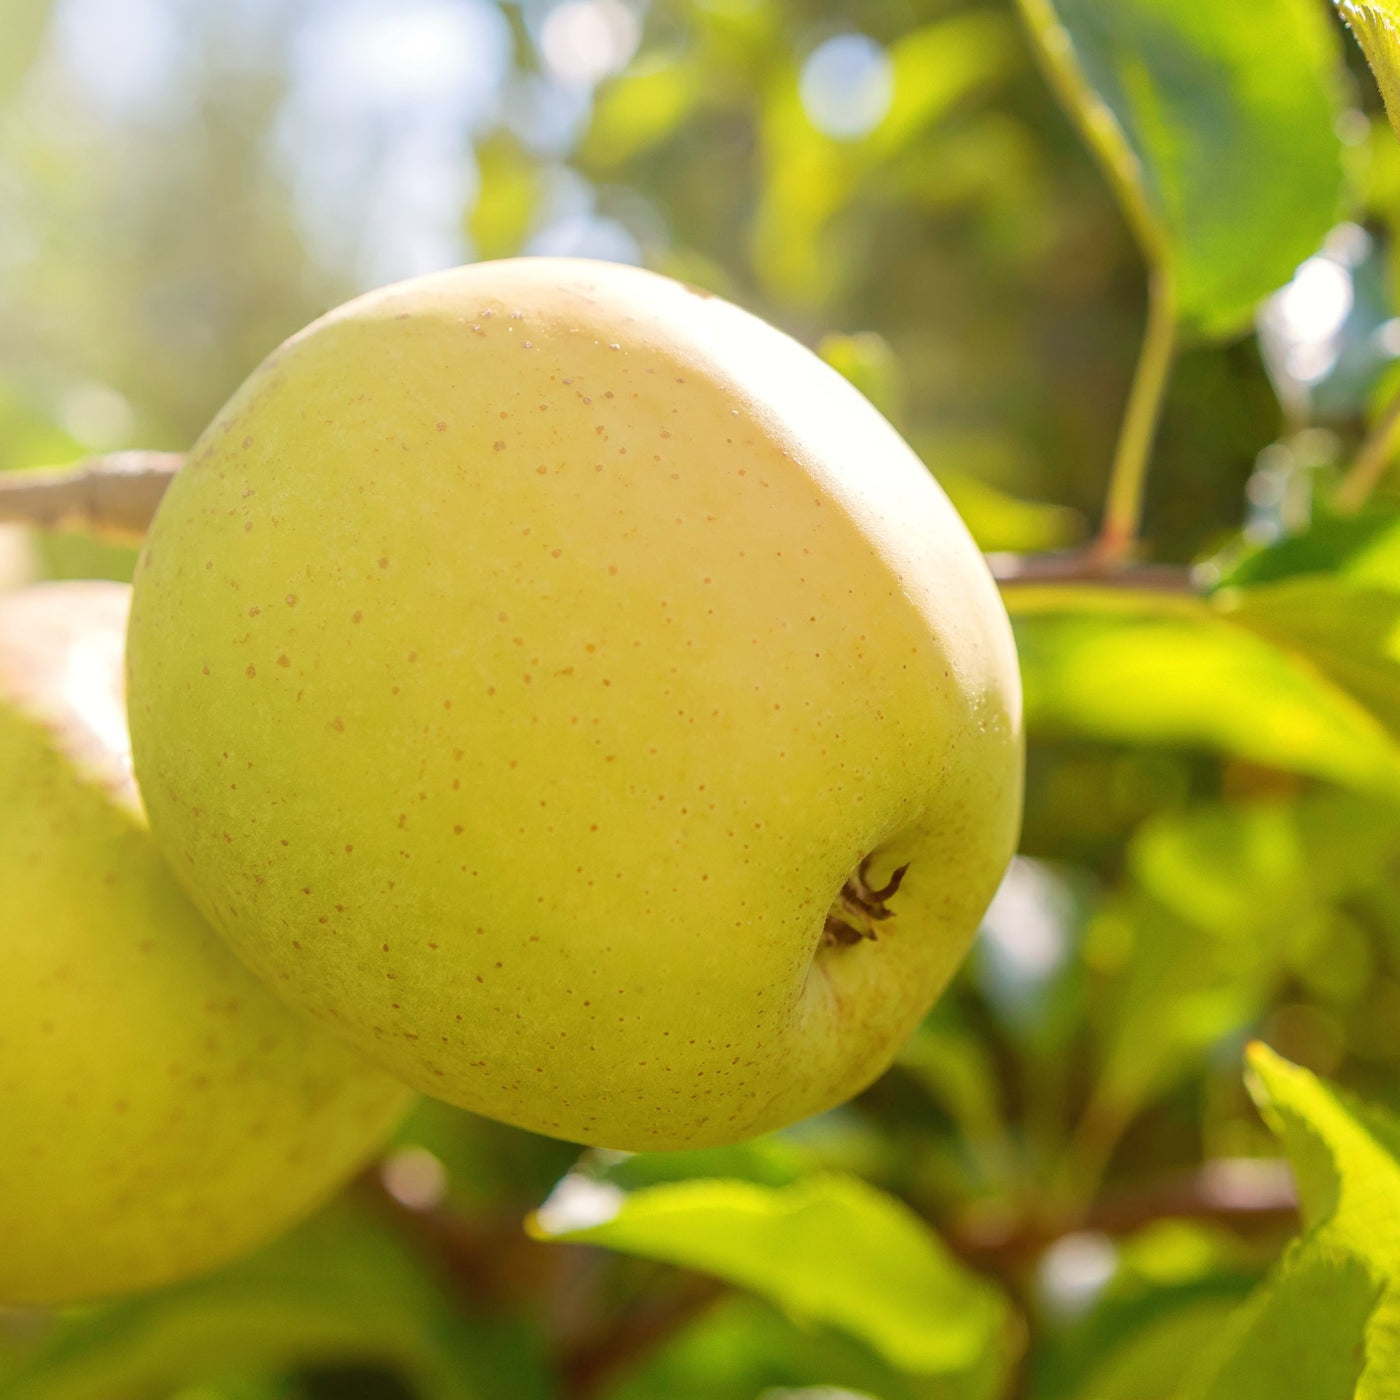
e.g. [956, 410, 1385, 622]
[0, 582, 413, 1306]
[125, 258, 1024, 1150]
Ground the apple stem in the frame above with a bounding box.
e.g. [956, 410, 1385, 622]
[0, 451, 183, 544]
[1092, 267, 1178, 567]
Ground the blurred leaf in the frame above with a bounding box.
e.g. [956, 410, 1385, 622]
[1178, 1046, 1400, 1397]
[818, 332, 907, 429]
[530, 1173, 1016, 1388]
[1089, 893, 1272, 1127]
[0, 0, 50, 105]
[1008, 588, 1400, 798]
[1015, 0, 1345, 336]
[1130, 792, 1400, 937]
[469, 134, 544, 261]
[896, 1017, 1013, 1186]
[752, 12, 1016, 306]
[1035, 1218, 1268, 1400]
[604, 1294, 931, 1400]
[1213, 506, 1400, 589]
[1210, 509, 1400, 739]
[1336, 2, 1400, 139]
[940, 473, 1083, 553]
[1069, 1297, 1251, 1400]
[583, 53, 704, 168]
[867, 13, 1019, 161]
[1089, 793, 1400, 1122]
[1223, 578, 1400, 736]
[0, 1204, 546, 1400]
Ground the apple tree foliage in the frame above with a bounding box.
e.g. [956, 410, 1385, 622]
[5, 0, 1400, 1395]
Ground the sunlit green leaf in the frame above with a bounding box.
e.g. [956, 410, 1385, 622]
[1223, 578, 1400, 736]
[1008, 588, 1400, 798]
[1336, 1, 1400, 139]
[1014, 0, 1345, 336]
[1212, 506, 1400, 589]
[529, 1173, 1016, 1387]
[1179, 1047, 1400, 1397]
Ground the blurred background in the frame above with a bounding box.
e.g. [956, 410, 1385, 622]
[4, 1, 1400, 1397]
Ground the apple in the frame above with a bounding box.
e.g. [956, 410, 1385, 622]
[127, 258, 1023, 1150]
[0, 582, 413, 1306]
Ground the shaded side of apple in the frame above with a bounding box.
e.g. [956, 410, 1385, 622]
[128, 258, 1023, 1150]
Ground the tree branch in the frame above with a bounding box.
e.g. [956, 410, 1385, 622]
[987, 550, 1196, 592]
[946, 1157, 1298, 1274]
[1, 451, 1201, 598]
[0, 452, 182, 544]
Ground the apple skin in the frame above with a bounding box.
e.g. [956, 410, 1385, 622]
[127, 258, 1023, 1150]
[0, 582, 413, 1306]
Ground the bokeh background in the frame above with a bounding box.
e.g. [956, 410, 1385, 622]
[4, 1, 1400, 1398]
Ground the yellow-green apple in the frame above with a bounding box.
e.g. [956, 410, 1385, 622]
[0, 582, 412, 1305]
[127, 258, 1022, 1150]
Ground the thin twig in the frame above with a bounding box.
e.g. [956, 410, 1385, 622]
[1335, 383, 1400, 512]
[987, 550, 1195, 591]
[0, 451, 183, 544]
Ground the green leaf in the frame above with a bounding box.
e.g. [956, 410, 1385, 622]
[817, 332, 907, 431]
[1211, 506, 1400, 589]
[1086, 794, 1399, 1122]
[1008, 587, 1400, 798]
[1075, 1296, 1254, 1400]
[1222, 577, 1400, 737]
[1178, 1046, 1400, 1398]
[939, 472, 1084, 554]
[529, 1173, 1016, 1387]
[867, 12, 1019, 161]
[1130, 792, 1400, 938]
[896, 1016, 1011, 1174]
[1208, 509, 1400, 740]
[604, 1294, 932, 1400]
[1088, 893, 1272, 1125]
[469, 134, 544, 261]
[582, 53, 704, 169]
[752, 12, 1016, 306]
[1014, 0, 1345, 337]
[1336, 2, 1400, 140]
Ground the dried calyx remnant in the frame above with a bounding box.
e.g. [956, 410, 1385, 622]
[823, 858, 909, 947]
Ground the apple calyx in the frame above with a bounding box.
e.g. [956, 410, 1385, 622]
[822, 858, 910, 948]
